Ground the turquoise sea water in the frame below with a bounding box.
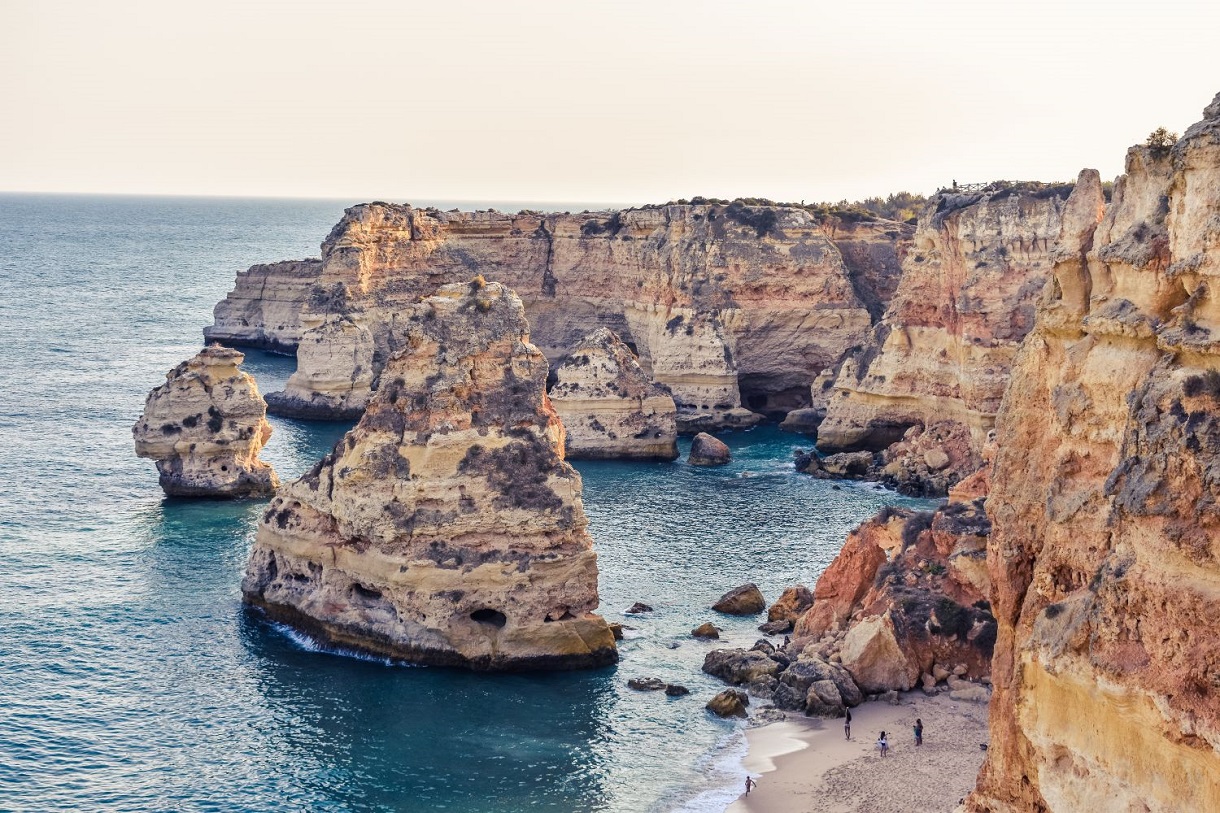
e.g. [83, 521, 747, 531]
[0, 194, 931, 812]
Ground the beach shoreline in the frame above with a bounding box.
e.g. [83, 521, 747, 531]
[724, 692, 989, 813]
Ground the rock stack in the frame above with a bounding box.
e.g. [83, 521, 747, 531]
[133, 346, 279, 498]
[549, 328, 679, 460]
[241, 280, 617, 671]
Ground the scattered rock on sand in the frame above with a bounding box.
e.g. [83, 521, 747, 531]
[688, 432, 731, 466]
[713, 583, 766, 615]
[706, 689, 749, 718]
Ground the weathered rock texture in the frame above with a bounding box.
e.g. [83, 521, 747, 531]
[549, 328, 678, 460]
[968, 98, 1220, 811]
[688, 433, 731, 467]
[703, 642, 862, 718]
[816, 184, 1072, 493]
[208, 203, 910, 426]
[133, 346, 279, 497]
[792, 496, 995, 693]
[241, 281, 617, 671]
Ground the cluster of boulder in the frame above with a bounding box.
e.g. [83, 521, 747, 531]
[793, 420, 982, 497]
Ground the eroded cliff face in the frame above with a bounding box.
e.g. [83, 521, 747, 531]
[817, 185, 1070, 492]
[549, 328, 679, 460]
[133, 346, 279, 497]
[208, 204, 909, 425]
[968, 97, 1220, 812]
[204, 260, 323, 353]
[241, 281, 617, 671]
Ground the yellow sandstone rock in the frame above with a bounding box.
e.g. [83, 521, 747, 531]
[242, 281, 617, 671]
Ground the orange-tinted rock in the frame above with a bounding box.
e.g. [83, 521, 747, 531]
[967, 96, 1220, 812]
[712, 583, 766, 615]
[794, 524, 891, 639]
[767, 585, 814, 623]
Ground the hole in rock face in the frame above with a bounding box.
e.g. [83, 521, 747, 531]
[351, 583, 382, 601]
[470, 608, 507, 628]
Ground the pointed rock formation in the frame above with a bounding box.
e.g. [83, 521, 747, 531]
[133, 346, 279, 497]
[968, 96, 1220, 812]
[241, 280, 617, 671]
[549, 328, 679, 460]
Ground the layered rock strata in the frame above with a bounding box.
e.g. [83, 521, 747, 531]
[792, 496, 995, 693]
[208, 203, 910, 426]
[241, 281, 617, 671]
[133, 346, 279, 497]
[816, 183, 1072, 492]
[548, 328, 679, 460]
[968, 98, 1220, 811]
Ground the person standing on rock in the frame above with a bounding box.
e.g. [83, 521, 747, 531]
[844, 708, 852, 740]
[914, 718, 924, 747]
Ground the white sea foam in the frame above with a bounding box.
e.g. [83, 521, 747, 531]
[658, 728, 749, 813]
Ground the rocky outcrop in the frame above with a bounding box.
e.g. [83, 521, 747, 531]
[968, 98, 1220, 812]
[713, 583, 765, 614]
[816, 183, 1072, 493]
[204, 259, 323, 353]
[792, 497, 995, 693]
[703, 644, 862, 718]
[133, 346, 279, 497]
[688, 432, 731, 467]
[240, 280, 617, 671]
[208, 203, 911, 426]
[549, 328, 678, 460]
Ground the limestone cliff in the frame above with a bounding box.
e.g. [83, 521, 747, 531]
[549, 328, 678, 460]
[204, 259, 323, 353]
[816, 184, 1071, 491]
[133, 346, 279, 497]
[207, 203, 910, 425]
[241, 280, 617, 671]
[968, 97, 1220, 811]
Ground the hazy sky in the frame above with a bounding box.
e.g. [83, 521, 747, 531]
[2, 0, 1217, 204]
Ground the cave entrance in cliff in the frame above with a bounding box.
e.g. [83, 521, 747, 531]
[470, 608, 507, 628]
[738, 378, 811, 419]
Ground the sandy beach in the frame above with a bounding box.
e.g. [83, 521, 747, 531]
[726, 692, 990, 813]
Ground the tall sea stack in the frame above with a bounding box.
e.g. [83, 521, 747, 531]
[242, 280, 617, 671]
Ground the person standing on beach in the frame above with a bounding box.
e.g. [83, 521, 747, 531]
[745, 776, 757, 795]
[844, 709, 852, 740]
[877, 731, 888, 757]
[914, 718, 924, 747]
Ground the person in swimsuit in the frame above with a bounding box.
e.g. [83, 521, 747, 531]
[745, 776, 757, 794]
[914, 718, 924, 746]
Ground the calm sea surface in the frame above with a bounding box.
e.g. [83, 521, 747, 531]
[0, 194, 930, 812]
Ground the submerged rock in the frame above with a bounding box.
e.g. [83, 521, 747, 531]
[241, 280, 616, 671]
[687, 432, 730, 466]
[550, 328, 679, 460]
[132, 346, 278, 498]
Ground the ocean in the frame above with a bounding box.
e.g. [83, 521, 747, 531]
[0, 193, 931, 812]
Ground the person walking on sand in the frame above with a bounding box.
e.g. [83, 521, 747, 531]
[844, 708, 852, 740]
[877, 731, 889, 757]
[745, 776, 757, 795]
[914, 718, 924, 747]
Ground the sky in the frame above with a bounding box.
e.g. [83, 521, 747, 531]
[1, 0, 1218, 205]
